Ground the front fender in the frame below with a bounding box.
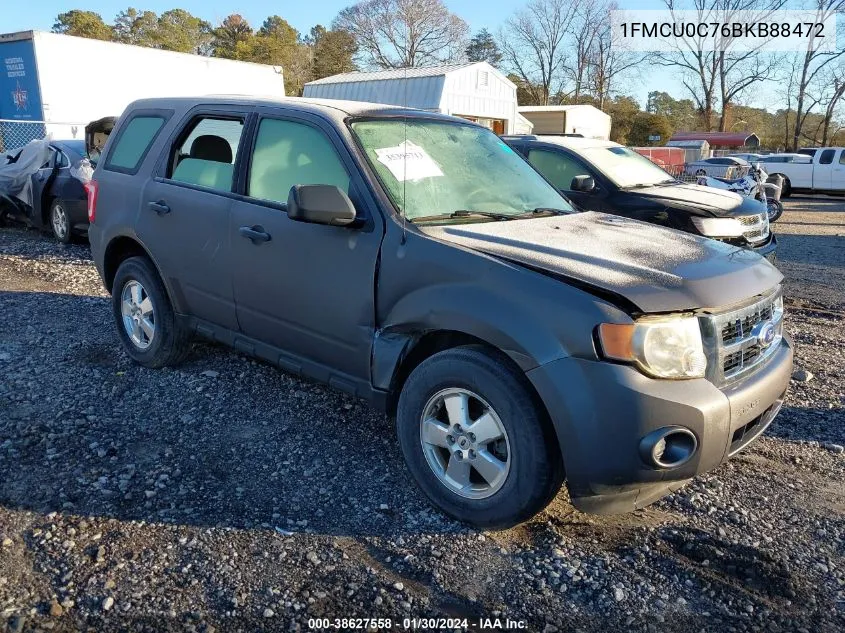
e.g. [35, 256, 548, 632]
[378, 282, 570, 373]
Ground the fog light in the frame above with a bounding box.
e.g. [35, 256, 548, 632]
[640, 427, 698, 469]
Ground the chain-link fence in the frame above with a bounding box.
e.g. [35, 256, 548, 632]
[1, 120, 88, 154]
[0, 120, 47, 154]
[635, 145, 752, 183]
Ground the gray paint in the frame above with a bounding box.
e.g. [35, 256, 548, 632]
[420, 212, 782, 313]
[88, 96, 792, 514]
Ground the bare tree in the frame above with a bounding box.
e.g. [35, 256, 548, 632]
[569, 0, 608, 100]
[791, 0, 845, 149]
[589, 4, 647, 110]
[333, 0, 468, 69]
[498, 0, 577, 105]
[655, 0, 786, 130]
[818, 63, 845, 144]
[717, 51, 780, 130]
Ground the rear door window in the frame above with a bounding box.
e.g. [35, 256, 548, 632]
[247, 118, 350, 205]
[527, 149, 591, 191]
[106, 115, 165, 172]
[168, 116, 244, 192]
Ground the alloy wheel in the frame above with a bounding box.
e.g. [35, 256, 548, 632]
[51, 203, 68, 240]
[120, 280, 155, 349]
[419, 388, 511, 499]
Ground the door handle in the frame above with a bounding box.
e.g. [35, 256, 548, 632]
[148, 200, 170, 215]
[239, 225, 271, 244]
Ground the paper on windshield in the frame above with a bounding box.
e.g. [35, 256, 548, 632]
[375, 141, 443, 182]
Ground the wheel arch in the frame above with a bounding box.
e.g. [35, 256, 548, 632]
[102, 235, 177, 311]
[40, 193, 56, 228]
[378, 329, 557, 440]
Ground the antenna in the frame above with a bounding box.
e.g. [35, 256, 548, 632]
[400, 64, 408, 245]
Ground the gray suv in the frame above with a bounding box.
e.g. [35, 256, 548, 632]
[87, 97, 793, 528]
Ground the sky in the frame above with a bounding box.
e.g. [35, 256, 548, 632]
[6, 0, 695, 109]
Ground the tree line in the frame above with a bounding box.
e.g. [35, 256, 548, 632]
[52, 8, 357, 95]
[52, 0, 845, 150]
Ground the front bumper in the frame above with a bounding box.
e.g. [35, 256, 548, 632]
[527, 335, 793, 514]
[721, 233, 778, 263]
[751, 233, 777, 263]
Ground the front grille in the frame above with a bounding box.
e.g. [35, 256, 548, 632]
[700, 286, 783, 385]
[738, 212, 769, 244]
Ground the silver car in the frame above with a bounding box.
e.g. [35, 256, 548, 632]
[685, 156, 750, 179]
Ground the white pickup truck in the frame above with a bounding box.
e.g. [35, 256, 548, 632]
[760, 147, 845, 197]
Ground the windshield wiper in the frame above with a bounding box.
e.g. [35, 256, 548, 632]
[411, 210, 514, 223]
[524, 207, 570, 216]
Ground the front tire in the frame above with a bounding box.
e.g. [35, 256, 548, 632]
[49, 199, 72, 244]
[112, 256, 191, 368]
[396, 346, 563, 529]
[767, 199, 784, 222]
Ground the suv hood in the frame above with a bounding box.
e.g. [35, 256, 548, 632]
[420, 212, 782, 313]
[627, 182, 752, 216]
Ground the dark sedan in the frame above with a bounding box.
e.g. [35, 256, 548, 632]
[502, 135, 777, 262]
[0, 139, 90, 243]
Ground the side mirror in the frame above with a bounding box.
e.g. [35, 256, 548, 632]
[570, 175, 595, 192]
[287, 184, 357, 226]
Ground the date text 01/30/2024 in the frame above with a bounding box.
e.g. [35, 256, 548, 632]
[307, 617, 528, 630]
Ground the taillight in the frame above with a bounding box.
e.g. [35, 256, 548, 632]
[84, 180, 99, 223]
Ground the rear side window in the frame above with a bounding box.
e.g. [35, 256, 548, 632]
[168, 116, 244, 192]
[819, 149, 835, 164]
[247, 118, 350, 205]
[106, 116, 165, 171]
[839, 152, 845, 165]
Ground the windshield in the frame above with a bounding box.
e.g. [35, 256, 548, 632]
[350, 119, 574, 222]
[580, 146, 676, 188]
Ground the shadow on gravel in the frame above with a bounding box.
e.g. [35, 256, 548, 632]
[775, 233, 845, 270]
[0, 290, 458, 538]
[655, 527, 803, 602]
[767, 405, 845, 444]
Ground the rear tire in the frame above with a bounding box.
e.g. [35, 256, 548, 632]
[396, 346, 564, 529]
[49, 199, 72, 244]
[112, 256, 191, 368]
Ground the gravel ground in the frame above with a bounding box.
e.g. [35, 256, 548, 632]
[0, 199, 843, 632]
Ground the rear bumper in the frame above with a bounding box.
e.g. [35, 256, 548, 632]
[527, 334, 793, 514]
[64, 199, 89, 232]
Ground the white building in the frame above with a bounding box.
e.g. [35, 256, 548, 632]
[517, 105, 611, 140]
[303, 62, 521, 134]
[0, 30, 286, 143]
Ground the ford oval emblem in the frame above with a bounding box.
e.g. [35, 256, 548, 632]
[751, 321, 776, 348]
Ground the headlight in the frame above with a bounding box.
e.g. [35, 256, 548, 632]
[597, 316, 707, 379]
[690, 216, 744, 238]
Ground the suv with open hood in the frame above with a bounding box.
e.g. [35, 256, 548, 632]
[502, 135, 777, 262]
[86, 97, 792, 528]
